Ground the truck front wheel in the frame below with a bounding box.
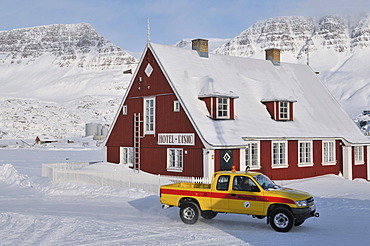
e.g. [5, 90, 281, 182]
[270, 208, 294, 232]
[180, 202, 200, 224]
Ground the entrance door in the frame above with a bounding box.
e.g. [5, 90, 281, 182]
[220, 149, 233, 171]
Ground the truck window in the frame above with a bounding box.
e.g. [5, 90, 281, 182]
[233, 176, 260, 192]
[216, 175, 230, 191]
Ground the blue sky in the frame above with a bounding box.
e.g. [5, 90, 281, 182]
[1, 0, 369, 55]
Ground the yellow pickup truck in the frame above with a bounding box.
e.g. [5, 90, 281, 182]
[160, 170, 319, 232]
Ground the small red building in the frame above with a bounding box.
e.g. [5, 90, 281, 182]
[105, 39, 370, 180]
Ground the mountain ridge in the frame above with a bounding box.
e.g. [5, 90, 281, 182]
[0, 23, 136, 68]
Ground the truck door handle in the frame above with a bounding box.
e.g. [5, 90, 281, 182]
[230, 194, 237, 197]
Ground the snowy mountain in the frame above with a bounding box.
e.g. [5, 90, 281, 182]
[213, 14, 370, 135]
[0, 23, 137, 139]
[0, 23, 136, 68]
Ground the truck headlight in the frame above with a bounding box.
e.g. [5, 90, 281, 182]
[295, 200, 308, 207]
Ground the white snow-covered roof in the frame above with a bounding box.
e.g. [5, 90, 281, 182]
[149, 42, 370, 146]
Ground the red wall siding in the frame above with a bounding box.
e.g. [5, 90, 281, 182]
[289, 102, 294, 121]
[212, 97, 217, 118]
[106, 48, 205, 177]
[262, 102, 275, 120]
[214, 150, 220, 171]
[258, 140, 342, 180]
[275, 102, 280, 121]
[106, 146, 120, 164]
[352, 147, 367, 179]
[230, 98, 235, 120]
[259, 140, 272, 176]
[200, 98, 212, 117]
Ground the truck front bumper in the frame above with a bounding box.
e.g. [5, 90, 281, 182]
[292, 204, 319, 222]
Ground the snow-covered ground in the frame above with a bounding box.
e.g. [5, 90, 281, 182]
[1, 143, 370, 245]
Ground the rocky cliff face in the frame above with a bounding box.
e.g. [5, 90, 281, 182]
[214, 14, 370, 59]
[0, 23, 136, 68]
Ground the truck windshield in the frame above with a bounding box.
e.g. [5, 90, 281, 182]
[254, 174, 279, 190]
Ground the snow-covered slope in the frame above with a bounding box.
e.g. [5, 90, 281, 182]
[175, 38, 230, 52]
[0, 23, 137, 139]
[1, 148, 370, 245]
[213, 14, 370, 133]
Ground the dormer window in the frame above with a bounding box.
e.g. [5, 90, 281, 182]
[217, 97, 229, 119]
[261, 99, 296, 121]
[279, 101, 289, 120]
[198, 92, 238, 120]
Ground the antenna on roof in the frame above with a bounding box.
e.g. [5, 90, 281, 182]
[147, 17, 151, 43]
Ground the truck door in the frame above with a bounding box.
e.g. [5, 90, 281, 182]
[228, 176, 264, 215]
[211, 175, 231, 213]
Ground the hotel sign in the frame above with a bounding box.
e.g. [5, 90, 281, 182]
[158, 133, 195, 146]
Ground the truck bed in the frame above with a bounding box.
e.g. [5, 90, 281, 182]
[163, 182, 211, 189]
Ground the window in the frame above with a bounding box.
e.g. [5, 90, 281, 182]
[279, 101, 289, 120]
[233, 176, 259, 192]
[144, 97, 155, 134]
[216, 175, 230, 191]
[120, 147, 133, 165]
[217, 97, 229, 119]
[167, 148, 183, 172]
[245, 142, 260, 169]
[122, 105, 127, 115]
[322, 141, 336, 165]
[354, 146, 364, 165]
[173, 100, 180, 112]
[298, 141, 313, 166]
[272, 141, 288, 168]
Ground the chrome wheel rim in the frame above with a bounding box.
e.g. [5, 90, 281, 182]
[274, 213, 289, 228]
[183, 207, 195, 220]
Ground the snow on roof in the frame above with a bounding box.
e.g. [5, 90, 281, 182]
[149, 43, 370, 146]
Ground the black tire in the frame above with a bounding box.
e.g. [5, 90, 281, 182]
[179, 202, 200, 224]
[201, 211, 218, 220]
[294, 220, 304, 226]
[270, 208, 294, 232]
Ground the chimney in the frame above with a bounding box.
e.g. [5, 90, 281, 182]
[265, 48, 280, 66]
[192, 39, 209, 58]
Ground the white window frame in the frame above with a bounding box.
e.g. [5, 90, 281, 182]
[216, 97, 230, 119]
[279, 101, 289, 120]
[354, 146, 364, 165]
[120, 147, 133, 165]
[244, 142, 260, 170]
[122, 105, 127, 115]
[144, 97, 155, 135]
[272, 141, 288, 168]
[298, 140, 313, 167]
[167, 148, 183, 172]
[322, 140, 336, 166]
[173, 100, 180, 112]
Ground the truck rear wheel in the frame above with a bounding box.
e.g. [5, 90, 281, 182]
[270, 208, 294, 232]
[201, 211, 217, 220]
[180, 202, 200, 224]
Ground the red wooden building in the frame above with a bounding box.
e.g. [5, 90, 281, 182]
[105, 39, 370, 180]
